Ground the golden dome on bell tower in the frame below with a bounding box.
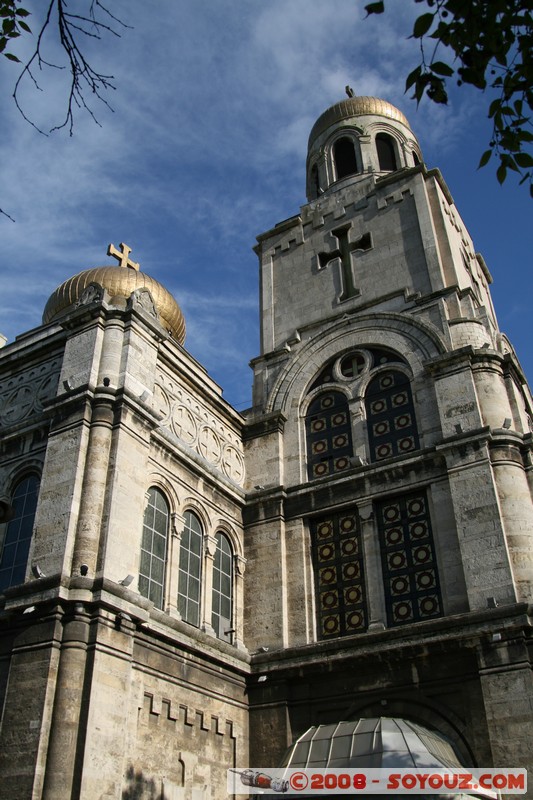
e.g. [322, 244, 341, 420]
[42, 242, 186, 344]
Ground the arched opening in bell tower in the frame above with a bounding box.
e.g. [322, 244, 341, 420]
[333, 136, 358, 180]
[376, 132, 398, 171]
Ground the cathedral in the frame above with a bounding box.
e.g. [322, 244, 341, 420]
[0, 94, 532, 799]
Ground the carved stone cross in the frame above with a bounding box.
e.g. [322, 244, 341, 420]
[318, 225, 371, 300]
[107, 242, 140, 271]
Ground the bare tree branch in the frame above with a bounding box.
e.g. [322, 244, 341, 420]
[12, 0, 128, 136]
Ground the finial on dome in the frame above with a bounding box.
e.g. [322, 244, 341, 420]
[107, 242, 140, 271]
[345, 85, 355, 98]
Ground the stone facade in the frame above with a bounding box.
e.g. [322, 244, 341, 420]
[0, 97, 532, 798]
[0, 295, 248, 799]
[244, 98, 533, 791]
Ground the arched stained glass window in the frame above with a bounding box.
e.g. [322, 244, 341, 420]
[376, 133, 398, 171]
[306, 392, 354, 479]
[178, 511, 203, 626]
[334, 137, 358, 180]
[310, 509, 367, 639]
[139, 487, 169, 609]
[0, 474, 40, 592]
[212, 532, 233, 641]
[365, 371, 419, 462]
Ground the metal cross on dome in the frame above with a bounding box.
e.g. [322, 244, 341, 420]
[107, 242, 140, 271]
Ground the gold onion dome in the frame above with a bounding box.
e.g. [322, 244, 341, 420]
[309, 95, 411, 146]
[42, 243, 186, 344]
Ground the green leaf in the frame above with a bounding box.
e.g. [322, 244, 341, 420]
[413, 13, 434, 38]
[405, 65, 422, 90]
[18, 19, 30, 33]
[515, 152, 533, 168]
[488, 99, 501, 118]
[496, 163, 507, 184]
[430, 61, 454, 77]
[4, 51, 20, 61]
[478, 149, 492, 168]
[15, 8, 31, 17]
[364, 1, 384, 14]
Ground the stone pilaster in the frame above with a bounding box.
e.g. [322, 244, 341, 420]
[71, 386, 116, 577]
[41, 603, 91, 799]
[477, 631, 533, 779]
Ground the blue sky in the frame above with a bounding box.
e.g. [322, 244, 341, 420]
[1, 0, 531, 409]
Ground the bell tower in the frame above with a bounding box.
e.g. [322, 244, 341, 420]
[244, 94, 533, 773]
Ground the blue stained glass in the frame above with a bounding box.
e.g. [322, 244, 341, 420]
[0, 475, 40, 592]
[139, 487, 169, 610]
[211, 533, 233, 640]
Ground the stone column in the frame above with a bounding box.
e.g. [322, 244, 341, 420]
[76, 611, 135, 799]
[42, 603, 91, 799]
[201, 534, 217, 636]
[472, 355, 514, 431]
[491, 436, 533, 601]
[96, 317, 125, 388]
[0, 612, 61, 800]
[233, 554, 247, 650]
[437, 435, 517, 610]
[166, 511, 184, 618]
[359, 501, 386, 630]
[477, 633, 533, 777]
[70, 386, 116, 577]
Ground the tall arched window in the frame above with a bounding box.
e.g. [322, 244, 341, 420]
[365, 371, 419, 462]
[0, 474, 40, 592]
[178, 511, 203, 626]
[306, 391, 353, 479]
[212, 532, 233, 641]
[376, 133, 398, 171]
[139, 487, 169, 609]
[334, 137, 358, 180]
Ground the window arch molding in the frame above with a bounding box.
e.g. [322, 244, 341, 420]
[2, 460, 43, 495]
[212, 519, 243, 561]
[357, 362, 414, 400]
[301, 383, 353, 419]
[368, 122, 410, 172]
[264, 315, 444, 417]
[304, 346, 410, 399]
[181, 499, 212, 537]
[363, 366, 421, 463]
[144, 472, 180, 514]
